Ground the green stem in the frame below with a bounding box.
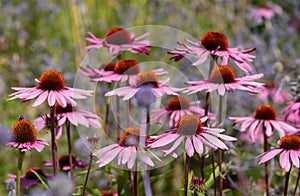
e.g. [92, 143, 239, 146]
[218, 95, 224, 196]
[133, 170, 138, 196]
[211, 150, 216, 196]
[140, 107, 152, 196]
[82, 153, 93, 196]
[116, 84, 121, 142]
[284, 169, 291, 196]
[50, 106, 59, 175]
[16, 151, 25, 196]
[263, 130, 269, 196]
[104, 95, 110, 137]
[66, 120, 75, 183]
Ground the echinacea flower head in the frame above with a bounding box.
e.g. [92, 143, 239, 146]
[190, 176, 206, 194]
[149, 114, 236, 157]
[94, 126, 161, 170]
[257, 80, 291, 103]
[8, 70, 93, 107]
[281, 97, 300, 128]
[91, 60, 168, 85]
[6, 167, 51, 189]
[258, 135, 300, 172]
[6, 168, 50, 190]
[7, 117, 48, 152]
[105, 71, 180, 101]
[168, 31, 256, 73]
[92, 59, 140, 85]
[85, 27, 151, 55]
[249, 3, 283, 23]
[184, 65, 264, 96]
[33, 103, 102, 139]
[230, 104, 297, 143]
[80, 62, 116, 78]
[151, 96, 212, 127]
[44, 155, 87, 171]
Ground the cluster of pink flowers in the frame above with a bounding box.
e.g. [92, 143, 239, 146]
[5, 22, 300, 196]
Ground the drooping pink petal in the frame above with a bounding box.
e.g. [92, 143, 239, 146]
[149, 133, 180, 148]
[258, 148, 283, 164]
[185, 137, 194, 157]
[128, 147, 137, 169]
[290, 150, 299, 168]
[279, 151, 291, 172]
[192, 135, 203, 155]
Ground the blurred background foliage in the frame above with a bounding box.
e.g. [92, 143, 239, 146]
[0, 0, 299, 195]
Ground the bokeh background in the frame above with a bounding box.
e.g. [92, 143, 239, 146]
[0, 0, 299, 195]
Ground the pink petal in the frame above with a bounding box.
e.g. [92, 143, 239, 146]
[149, 133, 180, 148]
[32, 91, 49, 107]
[139, 153, 154, 167]
[185, 137, 194, 157]
[290, 150, 299, 168]
[47, 91, 56, 106]
[280, 151, 291, 172]
[164, 135, 184, 156]
[258, 148, 282, 164]
[192, 136, 203, 155]
[128, 147, 137, 169]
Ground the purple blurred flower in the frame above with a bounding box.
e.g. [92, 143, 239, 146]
[249, 3, 283, 23]
[257, 80, 291, 103]
[6, 168, 51, 189]
[44, 155, 87, 171]
[281, 97, 300, 128]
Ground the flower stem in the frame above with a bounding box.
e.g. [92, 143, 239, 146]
[66, 120, 75, 183]
[127, 100, 131, 127]
[16, 150, 25, 196]
[104, 95, 111, 137]
[128, 171, 133, 196]
[284, 169, 291, 196]
[211, 150, 216, 196]
[293, 168, 300, 195]
[218, 95, 224, 196]
[82, 152, 93, 196]
[50, 106, 59, 175]
[263, 130, 269, 196]
[116, 95, 121, 142]
[140, 107, 152, 196]
[133, 170, 138, 196]
[184, 154, 191, 196]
